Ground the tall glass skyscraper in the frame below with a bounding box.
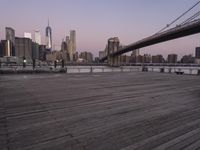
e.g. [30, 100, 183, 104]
[35, 30, 41, 45]
[69, 30, 76, 61]
[45, 20, 52, 51]
[5, 27, 15, 56]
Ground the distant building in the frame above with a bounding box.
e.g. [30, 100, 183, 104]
[120, 55, 131, 64]
[73, 52, 79, 62]
[152, 55, 164, 63]
[1, 40, 13, 57]
[167, 54, 178, 63]
[94, 57, 99, 63]
[69, 30, 76, 61]
[99, 51, 106, 59]
[195, 47, 200, 58]
[35, 30, 41, 45]
[32, 42, 39, 60]
[130, 50, 140, 63]
[79, 51, 93, 63]
[46, 20, 52, 51]
[0, 42, 3, 57]
[15, 37, 32, 62]
[24, 32, 32, 39]
[46, 51, 62, 62]
[61, 40, 67, 51]
[66, 36, 70, 51]
[5, 27, 15, 56]
[132, 49, 139, 57]
[39, 45, 46, 61]
[143, 54, 151, 63]
[180, 55, 195, 63]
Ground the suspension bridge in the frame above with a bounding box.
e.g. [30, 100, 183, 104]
[101, 1, 200, 65]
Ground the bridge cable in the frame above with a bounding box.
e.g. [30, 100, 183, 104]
[180, 11, 200, 25]
[156, 0, 200, 34]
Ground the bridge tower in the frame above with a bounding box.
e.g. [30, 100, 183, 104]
[107, 37, 120, 66]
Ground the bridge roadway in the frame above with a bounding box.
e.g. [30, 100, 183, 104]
[1, 72, 200, 150]
[101, 19, 200, 61]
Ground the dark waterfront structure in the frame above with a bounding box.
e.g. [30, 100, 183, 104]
[15, 37, 32, 62]
[1, 72, 200, 149]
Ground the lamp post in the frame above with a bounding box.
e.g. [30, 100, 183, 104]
[23, 57, 26, 68]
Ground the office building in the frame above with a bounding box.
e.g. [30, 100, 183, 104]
[15, 37, 32, 62]
[143, 54, 151, 63]
[167, 54, 178, 63]
[180, 55, 194, 63]
[46, 21, 52, 51]
[61, 40, 67, 51]
[73, 52, 79, 62]
[132, 49, 140, 57]
[66, 36, 70, 49]
[130, 50, 140, 63]
[32, 42, 39, 60]
[99, 51, 106, 60]
[5, 27, 15, 56]
[120, 55, 131, 64]
[195, 47, 200, 58]
[152, 55, 164, 63]
[79, 51, 93, 63]
[0, 42, 3, 57]
[24, 32, 32, 39]
[39, 45, 46, 61]
[69, 30, 76, 61]
[35, 30, 41, 45]
[1, 40, 12, 57]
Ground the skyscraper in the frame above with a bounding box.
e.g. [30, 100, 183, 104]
[69, 30, 76, 61]
[15, 37, 32, 62]
[46, 20, 52, 51]
[132, 49, 139, 57]
[24, 32, 32, 39]
[35, 30, 41, 45]
[5, 27, 15, 56]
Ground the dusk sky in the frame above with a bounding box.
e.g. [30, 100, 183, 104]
[0, 0, 200, 58]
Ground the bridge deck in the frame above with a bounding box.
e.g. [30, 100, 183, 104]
[1, 72, 200, 150]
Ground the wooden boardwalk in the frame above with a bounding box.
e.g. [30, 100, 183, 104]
[0, 72, 200, 150]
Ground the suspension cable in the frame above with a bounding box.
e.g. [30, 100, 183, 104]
[180, 11, 200, 25]
[156, 0, 200, 34]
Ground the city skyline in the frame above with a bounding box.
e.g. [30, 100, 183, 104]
[0, 0, 200, 58]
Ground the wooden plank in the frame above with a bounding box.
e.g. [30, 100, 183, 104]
[0, 72, 200, 150]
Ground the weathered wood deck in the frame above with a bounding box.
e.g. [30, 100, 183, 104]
[0, 72, 200, 150]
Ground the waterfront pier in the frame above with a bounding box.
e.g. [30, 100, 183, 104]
[1, 72, 200, 150]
